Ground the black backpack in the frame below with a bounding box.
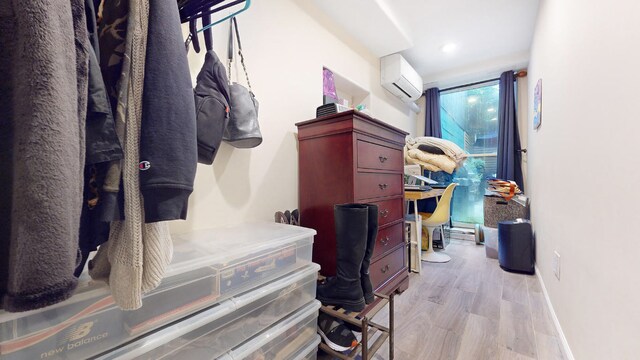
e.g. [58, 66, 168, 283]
[193, 50, 231, 165]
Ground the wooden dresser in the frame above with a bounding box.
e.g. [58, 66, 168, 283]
[296, 110, 409, 295]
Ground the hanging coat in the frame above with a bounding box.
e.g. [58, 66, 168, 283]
[97, 0, 130, 224]
[75, 0, 124, 277]
[139, 0, 198, 222]
[0, 0, 88, 312]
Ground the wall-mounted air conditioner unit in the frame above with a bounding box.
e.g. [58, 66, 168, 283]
[381, 54, 423, 103]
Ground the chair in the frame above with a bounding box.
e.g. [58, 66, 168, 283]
[422, 183, 457, 263]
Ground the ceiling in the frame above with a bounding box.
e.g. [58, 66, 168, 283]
[309, 0, 539, 87]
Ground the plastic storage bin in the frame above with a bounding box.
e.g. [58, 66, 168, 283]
[484, 227, 499, 259]
[0, 223, 315, 360]
[98, 263, 320, 360]
[218, 300, 321, 360]
[291, 334, 320, 360]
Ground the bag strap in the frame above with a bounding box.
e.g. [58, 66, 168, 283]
[227, 17, 252, 92]
[227, 17, 234, 81]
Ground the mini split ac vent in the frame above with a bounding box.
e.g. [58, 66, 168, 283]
[381, 54, 423, 103]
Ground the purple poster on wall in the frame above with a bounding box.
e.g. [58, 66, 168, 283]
[323, 67, 337, 101]
[533, 79, 542, 129]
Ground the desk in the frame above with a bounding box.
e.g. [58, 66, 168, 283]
[405, 188, 445, 203]
[405, 189, 444, 273]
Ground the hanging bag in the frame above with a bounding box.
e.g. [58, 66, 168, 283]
[188, 15, 232, 165]
[225, 17, 262, 148]
[193, 49, 231, 164]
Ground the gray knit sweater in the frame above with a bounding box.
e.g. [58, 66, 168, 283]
[89, 0, 172, 310]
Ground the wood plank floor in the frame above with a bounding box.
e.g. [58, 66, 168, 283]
[319, 240, 566, 360]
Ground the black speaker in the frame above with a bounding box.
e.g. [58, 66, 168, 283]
[498, 219, 534, 274]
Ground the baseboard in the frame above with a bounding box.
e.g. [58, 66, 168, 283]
[534, 265, 575, 360]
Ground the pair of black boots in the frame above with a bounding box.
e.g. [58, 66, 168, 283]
[317, 204, 378, 312]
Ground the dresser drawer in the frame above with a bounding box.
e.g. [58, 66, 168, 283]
[372, 222, 404, 260]
[370, 246, 405, 290]
[354, 172, 403, 200]
[368, 198, 403, 227]
[357, 140, 403, 172]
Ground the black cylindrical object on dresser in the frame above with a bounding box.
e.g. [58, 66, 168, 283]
[498, 219, 534, 274]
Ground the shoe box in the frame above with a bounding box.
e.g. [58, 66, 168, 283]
[290, 334, 321, 360]
[217, 300, 321, 360]
[0, 223, 315, 360]
[98, 264, 320, 359]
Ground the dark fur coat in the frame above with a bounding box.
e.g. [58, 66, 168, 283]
[0, 0, 88, 312]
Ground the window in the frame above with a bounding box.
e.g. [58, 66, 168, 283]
[439, 82, 499, 225]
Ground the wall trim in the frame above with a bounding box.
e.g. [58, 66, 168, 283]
[534, 265, 575, 360]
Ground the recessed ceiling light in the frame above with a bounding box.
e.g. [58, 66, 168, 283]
[487, 107, 495, 112]
[441, 43, 457, 53]
[490, 117, 498, 121]
[467, 96, 478, 104]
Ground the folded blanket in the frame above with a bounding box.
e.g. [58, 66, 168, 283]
[416, 144, 445, 155]
[407, 137, 468, 162]
[406, 149, 457, 174]
[406, 155, 442, 173]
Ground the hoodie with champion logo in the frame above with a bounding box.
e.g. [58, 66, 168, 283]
[139, 0, 197, 223]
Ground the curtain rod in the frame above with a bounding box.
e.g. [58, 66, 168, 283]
[436, 69, 527, 93]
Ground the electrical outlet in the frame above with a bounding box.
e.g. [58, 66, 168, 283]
[553, 251, 561, 280]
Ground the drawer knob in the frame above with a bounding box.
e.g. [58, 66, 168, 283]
[378, 183, 388, 190]
[380, 209, 389, 218]
[381, 236, 390, 246]
[379, 156, 388, 163]
[381, 264, 390, 273]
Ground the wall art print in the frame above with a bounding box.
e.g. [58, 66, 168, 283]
[533, 78, 542, 129]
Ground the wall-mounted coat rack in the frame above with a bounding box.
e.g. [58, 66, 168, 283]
[179, 0, 251, 52]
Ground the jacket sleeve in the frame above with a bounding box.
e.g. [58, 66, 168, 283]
[139, 0, 197, 223]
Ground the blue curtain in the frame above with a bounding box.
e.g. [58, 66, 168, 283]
[414, 87, 443, 215]
[424, 87, 442, 137]
[497, 71, 525, 191]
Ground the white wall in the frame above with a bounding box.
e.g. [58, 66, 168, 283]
[415, 95, 426, 136]
[171, 0, 418, 233]
[423, 50, 530, 89]
[527, 0, 640, 358]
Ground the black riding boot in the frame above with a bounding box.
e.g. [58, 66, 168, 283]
[317, 204, 368, 311]
[360, 204, 378, 304]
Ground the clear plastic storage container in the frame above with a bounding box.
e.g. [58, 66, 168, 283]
[98, 263, 320, 360]
[290, 334, 320, 360]
[218, 300, 321, 360]
[0, 223, 315, 360]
